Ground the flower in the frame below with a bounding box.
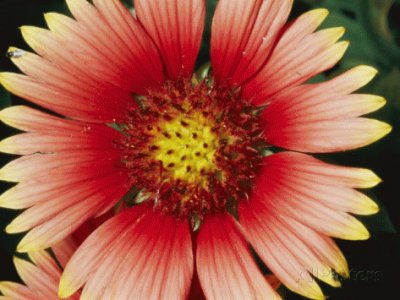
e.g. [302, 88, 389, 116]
[0, 0, 391, 299]
[0, 216, 108, 300]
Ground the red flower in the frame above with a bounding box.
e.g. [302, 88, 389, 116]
[0, 0, 390, 299]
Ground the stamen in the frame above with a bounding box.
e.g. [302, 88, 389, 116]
[118, 78, 264, 220]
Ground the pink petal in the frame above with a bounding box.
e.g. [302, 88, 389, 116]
[239, 205, 327, 299]
[135, 0, 206, 79]
[211, 0, 292, 85]
[52, 236, 78, 269]
[13, 257, 59, 299]
[0, 161, 126, 210]
[108, 211, 193, 300]
[65, 0, 164, 92]
[60, 206, 193, 300]
[0, 72, 126, 122]
[196, 213, 280, 300]
[258, 66, 390, 152]
[243, 9, 348, 102]
[247, 152, 377, 241]
[6, 172, 125, 234]
[263, 118, 391, 153]
[92, 0, 165, 85]
[13, 174, 129, 252]
[59, 207, 148, 298]
[0, 282, 37, 300]
[0, 149, 120, 183]
[28, 250, 61, 281]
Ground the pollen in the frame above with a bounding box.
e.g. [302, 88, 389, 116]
[117, 78, 265, 221]
[150, 112, 218, 186]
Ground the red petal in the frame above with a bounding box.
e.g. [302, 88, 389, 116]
[64, 0, 164, 92]
[239, 205, 327, 299]
[246, 152, 377, 242]
[60, 206, 193, 300]
[243, 9, 348, 102]
[196, 213, 280, 300]
[108, 211, 193, 300]
[258, 66, 390, 153]
[211, 0, 292, 85]
[59, 206, 148, 298]
[135, 0, 206, 79]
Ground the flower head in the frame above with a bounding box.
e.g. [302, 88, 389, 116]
[0, 0, 391, 299]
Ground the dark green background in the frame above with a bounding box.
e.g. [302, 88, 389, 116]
[0, 0, 399, 299]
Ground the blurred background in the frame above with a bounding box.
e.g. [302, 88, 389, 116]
[0, 0, 399, 299]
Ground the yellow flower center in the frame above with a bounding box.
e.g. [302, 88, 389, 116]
[119, 78, 264, 219]
[149, 111, 218, 186]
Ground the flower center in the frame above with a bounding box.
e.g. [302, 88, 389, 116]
[116, 78, 266, 224]
[149, 111, 218, 187]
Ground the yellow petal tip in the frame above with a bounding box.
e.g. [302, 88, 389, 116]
[362, 197, 380, 215]
[0, 72, 19, 94]
[58, 277, 75, 299]
[353, 225, 371, 241]
[0, 281, 8, 291]
[356, 65, 379, 83]
[376, 96, 387, 105]
[371, 121, 392, 144]
[5, 223, 17, 234]
[16, 243, 28, 253]
[0, 72, 9, 87]
[19, 25, 30, 34]
[331, 26, 346, 37]
[339, 40, 350, 48]
[15, 238, 39, 253]
[360, 65, 379, 76]
[43, 12, 57, 23]
[311, 8, 330, 22]
[363, 170, 383, 187]
[12, 255, 23, 264]
[367, 96, 387, 112]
